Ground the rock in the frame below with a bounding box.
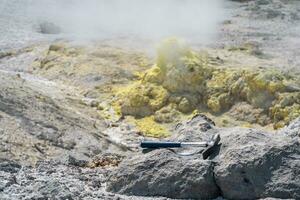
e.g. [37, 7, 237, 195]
[107, 116, 300, 199]
[0, 159, 21, 173]
[214, 126, 300, 199]
[0, 172, 15, 192]
[49, 43, 65, 52]
[39, 22, 61, 34]
[228, 102, 271, 125]
[0, 160, 19, 192]
[177, 96, 197, 114]
[280, 117, 300, 138]
[87, 153, 124, 168]
[255, 0, 270, 6]
[135, 116, 170, 138]
[0, 51, 14, 59]
[174, 117, 300, 199]
[0, 69, 117, 166]
[172, 114, 216, 140]
[265, 9, 283, 19]
[31, 179, 74, 200]
[0, 160, 168, 200]
[291, 12, 300, 21]
[107, 150, 220, 199]
[118, 83, 169, 117]
[154, 104, 179, 123]
[58, 152, 89, 167]
[116, 39, 300, 128]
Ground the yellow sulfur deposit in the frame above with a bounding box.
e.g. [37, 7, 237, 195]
[135, 116, 170, 138]
[270, 92, 300, 129]
[113, 38, 300, 132]
[154, 38, 213, 93]
[154, 103, 180, 123]
[32, 39, 300, 137]
[116, 82, 169, 117]
[141, 66, 164, 84]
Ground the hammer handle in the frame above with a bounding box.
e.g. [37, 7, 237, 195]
[141, 141, 181, 148]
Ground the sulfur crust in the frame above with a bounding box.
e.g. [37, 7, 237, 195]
[114, 38, 300, 132]
[36, 40, 300, 137]
[135, 116, 170, 138]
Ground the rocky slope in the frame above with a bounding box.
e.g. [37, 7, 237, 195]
[1, 115, 299, 199]
[1, 0, 300, 199]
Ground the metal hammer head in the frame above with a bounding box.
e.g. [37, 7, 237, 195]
[202, 134, 221, 160]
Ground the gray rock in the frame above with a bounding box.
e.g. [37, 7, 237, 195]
[280, 117, 300, 138]
[0, 71, 124, 166]
[265, 9, 283, 19]
[0, 51, 14, 59]
[291, 12, 300, 21]
[107, 115, 220, 199]
[39, 22, 61, 34]
[0, 172, 16, 192]
[255, 0, 270, 6]
[176, 116, 300, 199]
[0, 159, 21, 173]
[107, 116, 300, 199]
[0, 160, 170, 200]
[57, 152, 89, 167]
[0, 160, 19, 192]
[214, 127, 300, 199]
[107, 149, 220, 199]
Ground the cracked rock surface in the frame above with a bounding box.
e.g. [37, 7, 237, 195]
[107, 115, 300, 199]
[107, 149, 219, 199]
[0, 159, 168, 200]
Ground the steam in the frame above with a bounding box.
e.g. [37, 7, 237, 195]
[28, 0, 226, 43]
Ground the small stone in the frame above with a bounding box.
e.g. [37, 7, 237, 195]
[178, 97, 193, 113]
[39, 22, 61, 34]
[49, 44, 65, 52]
[90, 100, 99, 108]
[58, 153, 89, 167]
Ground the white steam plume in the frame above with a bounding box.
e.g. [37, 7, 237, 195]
[28, 0, 226, 43]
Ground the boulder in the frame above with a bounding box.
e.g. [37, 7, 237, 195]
[214, 127, 300, 199]
[107, 116, 300, 199]
[107, 149, 220, 199]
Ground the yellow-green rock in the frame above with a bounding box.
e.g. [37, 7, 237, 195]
[117, 83, 169, 117]
[135, 116, 170, 138]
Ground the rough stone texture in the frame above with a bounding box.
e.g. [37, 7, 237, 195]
[107, 115, 220, 199]
[215, 126, 300, 199]
[0, 70, 125, 166]
[108, 116, 300, 199]
[107, 149, 219, 199]
[280, 117, 300, 138]
[1, 0, 300, 198]
[0, 159, 171, 200]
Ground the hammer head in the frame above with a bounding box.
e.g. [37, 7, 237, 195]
[202, 134, 221, 160]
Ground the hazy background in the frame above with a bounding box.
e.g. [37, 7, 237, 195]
[0, 0, 226, 49]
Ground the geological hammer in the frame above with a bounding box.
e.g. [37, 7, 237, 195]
[140, 134, 221, 159]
